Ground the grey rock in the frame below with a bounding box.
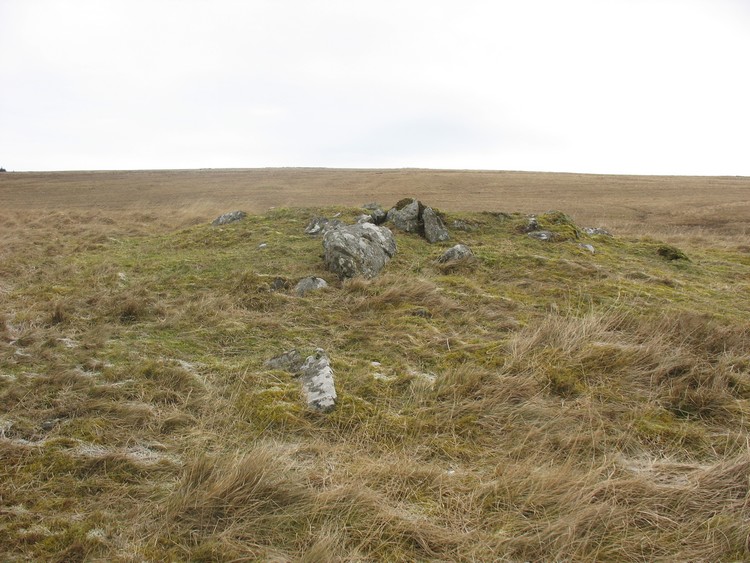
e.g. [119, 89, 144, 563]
[389, 200, 421, 233]
[452, 220, 474, 232]
[258, 243, 268, 249]
[304, 216, 329, 235]
[270, 277, 291, 291]
[437, 244, 473, 263]
[356, 214, 374, 224]
[211, 210, 247, 226]
[370, 208, 387, 225]
[295, 276, 328, 296]
[528, 230, 555, 241]
[524, 216, 540, 232]
[422, 207, 450, 243]
[323, 223, 397, 279]
[582, 227, 613, 237]
[266, 349, 303, 373]
[579, 243, 596, 254]
[300, 349, 337, 412]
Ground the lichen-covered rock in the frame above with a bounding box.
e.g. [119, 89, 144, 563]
[388, 199, 422, 233]
[304, 216, 330, 235]
[300, 349, 337, 412]
[423, 207, 450, 243]
[323, 223, 397, 279]
[295, 276, 328, 296]
[211, 210, 246, 226]
[579, 243, 596, 254]
[437, 244, 473, 263]
[528, 230, 555, 241]
[370, 208, 387, 225]
[265, 349, 303, 373]
[582, 227, 613, 237]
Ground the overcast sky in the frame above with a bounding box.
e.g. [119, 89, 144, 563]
[2, 0, 749, 174]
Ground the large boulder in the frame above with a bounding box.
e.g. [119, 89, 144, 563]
[323, 223, 396, 279]
[300, 349, 337, 412]
[211, 210, 246, 226]
[422, 207, 450, 243]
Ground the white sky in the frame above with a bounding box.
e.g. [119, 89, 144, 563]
[1, 0, 749, 174]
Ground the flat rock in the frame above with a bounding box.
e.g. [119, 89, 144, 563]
[300, 349, 337, 412]
[582, 227, 613, 237]
[323, 223, 397, 279]
[211, 210, 247, 226]
[265, 349, 303, 373]
[528, 230, 555, 241]
[304, 216, 330, 235]
[579, 243, 596, 254]
[295, 276, 328, 296]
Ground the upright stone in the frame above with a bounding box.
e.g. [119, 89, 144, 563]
[422, 207, 450, 243]
[388, 200, 422, 233]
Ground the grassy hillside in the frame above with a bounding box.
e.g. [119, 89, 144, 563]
[1, 202, 750, 561]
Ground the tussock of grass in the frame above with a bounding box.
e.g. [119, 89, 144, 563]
[2, 204, 750, 561]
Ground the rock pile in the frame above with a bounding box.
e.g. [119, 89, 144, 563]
[386, 198, 450, 243]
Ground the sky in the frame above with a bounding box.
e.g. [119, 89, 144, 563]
[1, 0, 749, 175]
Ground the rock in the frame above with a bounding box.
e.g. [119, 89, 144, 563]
[422, 207, 450, 243]
[388, 199, 422, 233]
[304, 216, 329, 235]
[258, 243, 268, 249]
[323, 223, 397, 279]
[370, 208, 387, 225]
[452, 220, 474, 232]
[211, 210, 246, 226]
[528, 231, 555, 241]
[582, 227, 613, 237]
[356, 214, 374, 224]
[295, 276, 328, 296]
[265, 349, 303, 373]
[269, 277, 291, 292]
[300, 349, 337, 412]
[579, 243, 596, 254]
[524, 216, 540, 232]
[437, 244, 473, 263]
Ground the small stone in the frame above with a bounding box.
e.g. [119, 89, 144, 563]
[579, 243, 596, 254]
[294, 277, 328, 296]
[304, 216, 329, 235]
[527, 230, 555, 241]
[356, 214, 374, 224]
[582, 227, 613, 237]
[524, 216, 540, 232]
[258, 243, 268, 249]
[211, 210, 247, 226]
[437, 244, 473, 263]
[266, 350, 304, 373]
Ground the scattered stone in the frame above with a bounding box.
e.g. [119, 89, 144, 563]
[423, 207, 450, 243]
[266, 349, 304, 373]
[579, 243, 596, 254]
[437, 244, 474, 263]
[295, 276, 328, 296]
[211, 210, 246, 226]
[527, 230, 555, 241]
[300, 349, 337, 412]
[582, 227, 613, 237]
[258, 243, 268, 249]
[304, 216, 330, 235]
[323, 223, 397, 279]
